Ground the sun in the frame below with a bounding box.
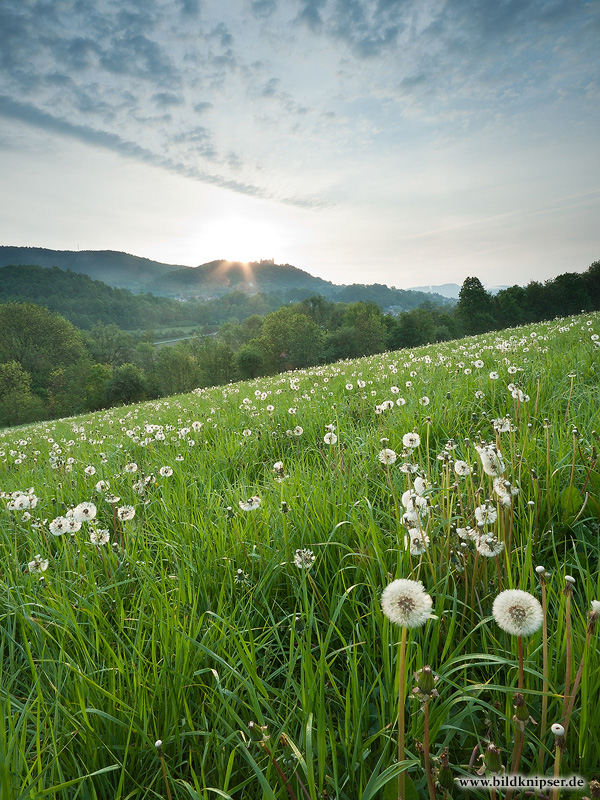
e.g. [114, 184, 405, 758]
[199, 214, 284, 263]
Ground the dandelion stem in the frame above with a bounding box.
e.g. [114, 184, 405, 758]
[262, 742, 300, 800]
[398, 625, 408, 800]
[564, 623, 594, 738]
[423, 700, 437, 800]
[563, 592, 572, 713]
[158, 752, 173, 800]
[538, 578, 549, 768]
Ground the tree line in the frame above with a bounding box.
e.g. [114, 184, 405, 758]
[0, 261, 597, 427]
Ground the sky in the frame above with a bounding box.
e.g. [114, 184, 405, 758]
[0, 0, 599, 289]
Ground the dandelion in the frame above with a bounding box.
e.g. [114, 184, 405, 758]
[159, 466, 173, 477]
[475, 443, 505, 476]
[378, 448, 397, 465]
[381, 578, 434, 800]
[381, 579, 433, 628]
[323, 432, 337, 444]
[293, 426, 303, 436]
[71, 501, 97, 522]
[95, 480, 110, 492]
[475, 533, 504, 557]
[419, 396, 430, 406]
[474, 502, 497, 526]
[454, 460, 472, 477]
[404, 530, 430, 555]
[239, 496, 261, 511]
[28, 554, 49, 573]
[402, 432, 421, 449]
[492, 589, 543, 637]
[117, 505, 136, 521]
[124, 462, 138, 473]
[90, 528, 110, 545]
[293, 548, 316, 569]
[49, 516, 69, 536]
[84, 465, 97, 476]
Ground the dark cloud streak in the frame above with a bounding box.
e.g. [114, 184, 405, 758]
[0, 94, 327, 209]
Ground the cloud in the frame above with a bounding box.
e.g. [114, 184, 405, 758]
[0, 94, 328, 209]
[296, 0, 327, 31]
[251, 0, 278, 17]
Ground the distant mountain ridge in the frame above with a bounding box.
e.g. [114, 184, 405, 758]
[0, 246, 453, 308]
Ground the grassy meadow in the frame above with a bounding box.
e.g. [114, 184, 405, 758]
[1, 312, 599, 799]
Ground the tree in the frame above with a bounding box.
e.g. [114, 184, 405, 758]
[0, 302, 85, 392]
[84, 322, 135, 365]
[0, 361, 45, 426]
[456, 277, 495, 335]
[235, 344, 265, 379]
[102, 363, 147, 407]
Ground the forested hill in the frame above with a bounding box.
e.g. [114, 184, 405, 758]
[0, 264, 197, 330]
[0, 246, 181, 293]
[0, 247, 452, 309]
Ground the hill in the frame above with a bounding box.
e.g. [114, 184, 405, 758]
[0, 246, 183, 293]
[0, 264, 197, 330]
[0, 247, 452, 308]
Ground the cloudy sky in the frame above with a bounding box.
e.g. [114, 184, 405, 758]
[1, 0, 598, 288]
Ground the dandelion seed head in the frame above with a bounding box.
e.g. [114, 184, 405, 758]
[492, 589, 543, 637]
[381, 579, 433, 628]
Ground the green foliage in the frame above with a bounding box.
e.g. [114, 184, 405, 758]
[0, 302, 85, 392]
[102, 363, 148, 407]
[0, 361, 45, 426]
[457, 277, 496, 334]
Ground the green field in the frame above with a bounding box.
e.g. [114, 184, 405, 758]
[1, 313, 599, 799]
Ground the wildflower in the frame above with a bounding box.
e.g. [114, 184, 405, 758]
[71, 501, 97, 522]
[551, 723, 565, 738]
[419, 396, 430, 406]
[457, 526, 478, 541]
[293, 548, 316, 569]
[84, 465, 97, 476]
[381, 578, 433, 628]
[28, 554, 49, 573]
[124, 462, 138, 473]
[413, 476, 429, 496]
[117, 505, 136, 521]
[591, 600, 600, 615]
[404, 529, 429, 555]
[323, 432, 337, 444]
[49, 516, 69, 536]
[293, 426, 303, 436]
[412, 666, 439, 701]
[95, 480, 110, 492]
[159, 466, 173, 477]
[492, 589, 543, 636]
[402, 432, 421, 449]
[90, 528, 110, 545]
[489, 371, 499, 380]
[454, 460, 472, 477]
[474, 501, 497, 526]
[475, 533, 504, 557]
[239, 496, 261, 511]
[378, 448, 397, 465]
[475, 444, 506, 476]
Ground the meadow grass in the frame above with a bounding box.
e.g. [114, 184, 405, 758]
[1, 313, 599, 799]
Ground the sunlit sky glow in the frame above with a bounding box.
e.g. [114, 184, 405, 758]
[1, 0, 599, 288]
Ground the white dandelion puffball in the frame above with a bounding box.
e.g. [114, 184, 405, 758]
[378, 448, 397, 465]
[323, 432, 337, 444]
[239, 496, 261, 511]
[492, 589, 543, 637]
[591, 600, 600, 614]
[551, 723, 565, 737]
[381, 579, 433, 628]
[402, 432, 421, 449]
